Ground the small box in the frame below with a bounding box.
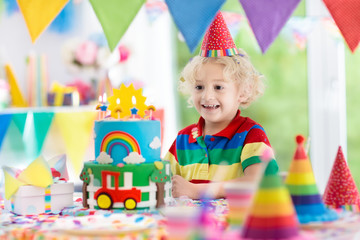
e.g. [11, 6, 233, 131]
[4, 182, 74, 215]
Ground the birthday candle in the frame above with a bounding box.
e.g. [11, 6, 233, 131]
[96, 95, 102, 120]
[36, 54, 41, 107]
[116, 98, 120, 119]
[41, 54, 49, 106]
[27, 54, 35, 106]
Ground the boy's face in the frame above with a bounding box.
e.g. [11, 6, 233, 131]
[192, 62, 243, 131]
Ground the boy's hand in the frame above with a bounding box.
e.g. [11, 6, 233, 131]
[171, 175, 200, 199]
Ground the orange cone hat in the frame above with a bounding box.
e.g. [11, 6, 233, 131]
[323, 146, 360, 212]
[285, 135, 338, 224]
[241, 161, 301, 239]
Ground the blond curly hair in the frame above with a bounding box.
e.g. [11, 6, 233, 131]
[179, 49, 265, 109]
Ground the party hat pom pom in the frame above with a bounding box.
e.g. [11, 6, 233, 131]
[296, 135, 305, 145]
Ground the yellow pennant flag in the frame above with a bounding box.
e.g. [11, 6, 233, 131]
[5, 64, 28, 107]
[55, 112, 96, 174]
[3, 170, 26, 200]
[17, 0, 69, 42]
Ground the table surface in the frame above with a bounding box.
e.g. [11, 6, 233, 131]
[1, 197, 360, 240]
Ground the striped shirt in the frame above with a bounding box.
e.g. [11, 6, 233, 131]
[165, 111, 278, 183]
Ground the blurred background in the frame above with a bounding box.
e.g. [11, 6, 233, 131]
[0, 0, 359, 194]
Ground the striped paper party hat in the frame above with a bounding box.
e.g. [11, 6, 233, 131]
[323, 146, 360, 212]
[241, 162, 301, 239]
[285, 135, 338, 224]
[199, 11, 240, 57]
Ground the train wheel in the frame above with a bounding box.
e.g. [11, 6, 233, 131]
[124, 198, 137, 210]
[97, 193, 113, 209]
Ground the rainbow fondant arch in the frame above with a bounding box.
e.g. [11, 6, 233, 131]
[100, 131, 141, 156]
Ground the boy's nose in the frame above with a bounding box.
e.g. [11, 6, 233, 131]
[203, 88, 215, 100]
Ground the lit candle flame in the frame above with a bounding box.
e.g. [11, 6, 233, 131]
[132, 96, 136, 105]
[103, 93, 107, 103]
[116, 98, 120, 104]
[98, 95, 102, 103]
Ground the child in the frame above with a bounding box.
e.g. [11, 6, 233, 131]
[165, 12, 278, 199]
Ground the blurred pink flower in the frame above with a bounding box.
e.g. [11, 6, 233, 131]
[118, 45, 130, 63]
[75, 40, 98, 65]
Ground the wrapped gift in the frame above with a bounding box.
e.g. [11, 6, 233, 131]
[4, 182, 74, 215]
[2, 155, 74, 215]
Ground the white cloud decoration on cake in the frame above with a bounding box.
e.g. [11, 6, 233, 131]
[123, 152, 145, 164]
[96, 152, 113, 164]
[149, 136, 161, 149]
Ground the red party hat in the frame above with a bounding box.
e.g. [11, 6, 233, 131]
[199, 11, 239, 57]
[323, 146, 360, 212]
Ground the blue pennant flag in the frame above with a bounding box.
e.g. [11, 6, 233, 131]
[0, 114, 12, 151]
[165, 0, 226, 53]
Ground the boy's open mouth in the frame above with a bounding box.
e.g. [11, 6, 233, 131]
[202, 104, 220, 109]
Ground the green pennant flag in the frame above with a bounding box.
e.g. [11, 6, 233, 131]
[12, 112, 37, 158]
[11, 112, 54, 158]
[89, 0, 145, 51]
[33, 112, 54, 155]
[12, 113, 27, 134]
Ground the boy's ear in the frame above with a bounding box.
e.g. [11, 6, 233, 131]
[237, 93, 247, 103]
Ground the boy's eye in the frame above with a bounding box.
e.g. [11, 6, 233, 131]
[215, 85, 224, 90]
[195, 85, 203, 90]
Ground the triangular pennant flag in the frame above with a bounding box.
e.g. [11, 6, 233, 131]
[89, 0, 145, 51]
[12, 112, 38, 158]
[165, 0, 226, 53]
[33, 112, 54, 155]
[55, 112, 96, 174]
[323, 0, 360, 53]
[12, 113, 27, 135]
[239, 0, 301, 53]
[4, 64, 28, 107]
[3, 167, 26, 200]
[241, 162, 301, 239]
[17, 156, 53, 188]
[323, 146, 360, 212]
[285, 135, 338, 224]
[16, 0, 69, 42]
[0, 114, 12, 151]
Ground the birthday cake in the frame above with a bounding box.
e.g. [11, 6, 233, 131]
[80, 84, 171, 210]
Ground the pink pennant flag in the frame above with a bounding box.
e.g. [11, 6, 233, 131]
[239, 0, 301, 53]
[323, 0, 360, 53]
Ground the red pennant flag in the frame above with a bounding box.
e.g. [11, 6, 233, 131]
[323, 0, 360, 52]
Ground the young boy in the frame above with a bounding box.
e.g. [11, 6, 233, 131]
[165, 12, 278, 199]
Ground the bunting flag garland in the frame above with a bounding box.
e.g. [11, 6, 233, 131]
[0, 114, 12, 151]
[322, 0, 360, 53]
[165, 0, 226, 53]
[54, 112, 96, 174]
[89, 0, 145, 52]
[323, 146, 360, 212]
[239, 0, 301, 53]
[17, 0, 70, 42]
[4, 64, 28, 108]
